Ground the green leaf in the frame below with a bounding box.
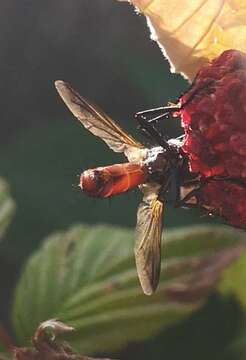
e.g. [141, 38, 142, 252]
[230, 330, 246, 354]
[218, 253, 246, 359]
[219, 253, 246, 310]
[0, 177, 15, 239]
[0, 352, 12, 360]
[12, 224, 246, 354]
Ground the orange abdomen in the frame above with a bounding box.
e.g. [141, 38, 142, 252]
[80, 162, 146, 198]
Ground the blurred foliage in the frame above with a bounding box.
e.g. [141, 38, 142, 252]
[219, 254, 246, 310]
[230, 331, 246, 359]
[0, 178, 15, 357]
[13, 224, 246, 357]
[0, 178, 15, 240]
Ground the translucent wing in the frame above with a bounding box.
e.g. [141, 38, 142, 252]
[135, 183, 163, 295]
[55, 81, 145, 162]
[119, 0, 246, 80]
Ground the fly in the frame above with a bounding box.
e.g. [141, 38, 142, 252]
[55, 80, 191, 295]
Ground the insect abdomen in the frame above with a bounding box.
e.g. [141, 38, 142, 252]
[80, 162, 147, 198]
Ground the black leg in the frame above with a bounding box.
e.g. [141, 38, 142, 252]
[175, 177, 213, 208]
[157, 177, 172, 203]
[176, 186, 201, 208]
[135, 79, 216, 128]
[135, 114, 171, 150]
[176, 176, 246, 209]
[157, 168, 181, 203]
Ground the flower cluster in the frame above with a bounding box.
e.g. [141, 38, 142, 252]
[180, 49, 246, 177]
[197, 180, 246, 227]
[177, 49, 246, 227]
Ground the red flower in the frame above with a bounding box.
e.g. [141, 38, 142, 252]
[178, 49, 246, 178]
[177, 49, 246, 227]
[196, 180, 246, 227]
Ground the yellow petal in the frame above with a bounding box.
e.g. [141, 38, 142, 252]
[119, 0, 246, 80]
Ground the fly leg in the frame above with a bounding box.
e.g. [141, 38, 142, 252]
[135, 104, 180, 124]
[135, 78, 216, 134]
[135, 113, 169, 149]
[175, 176, 246, 209]
[175, 185, 203, 208]
[175, 176, 221, 209]
[157, 176, 174, 203]
[135, 104, 181, 150]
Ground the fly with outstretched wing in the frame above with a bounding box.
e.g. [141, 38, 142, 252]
[55, 81, 189, 295]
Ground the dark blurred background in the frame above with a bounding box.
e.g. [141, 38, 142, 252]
[0, 1, 239, 359]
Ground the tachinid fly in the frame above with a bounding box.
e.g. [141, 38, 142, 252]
[55, 81, 193, 295]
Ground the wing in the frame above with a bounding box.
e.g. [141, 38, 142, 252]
[55, 81, 145, 162]
[135, 183, 163, 295]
